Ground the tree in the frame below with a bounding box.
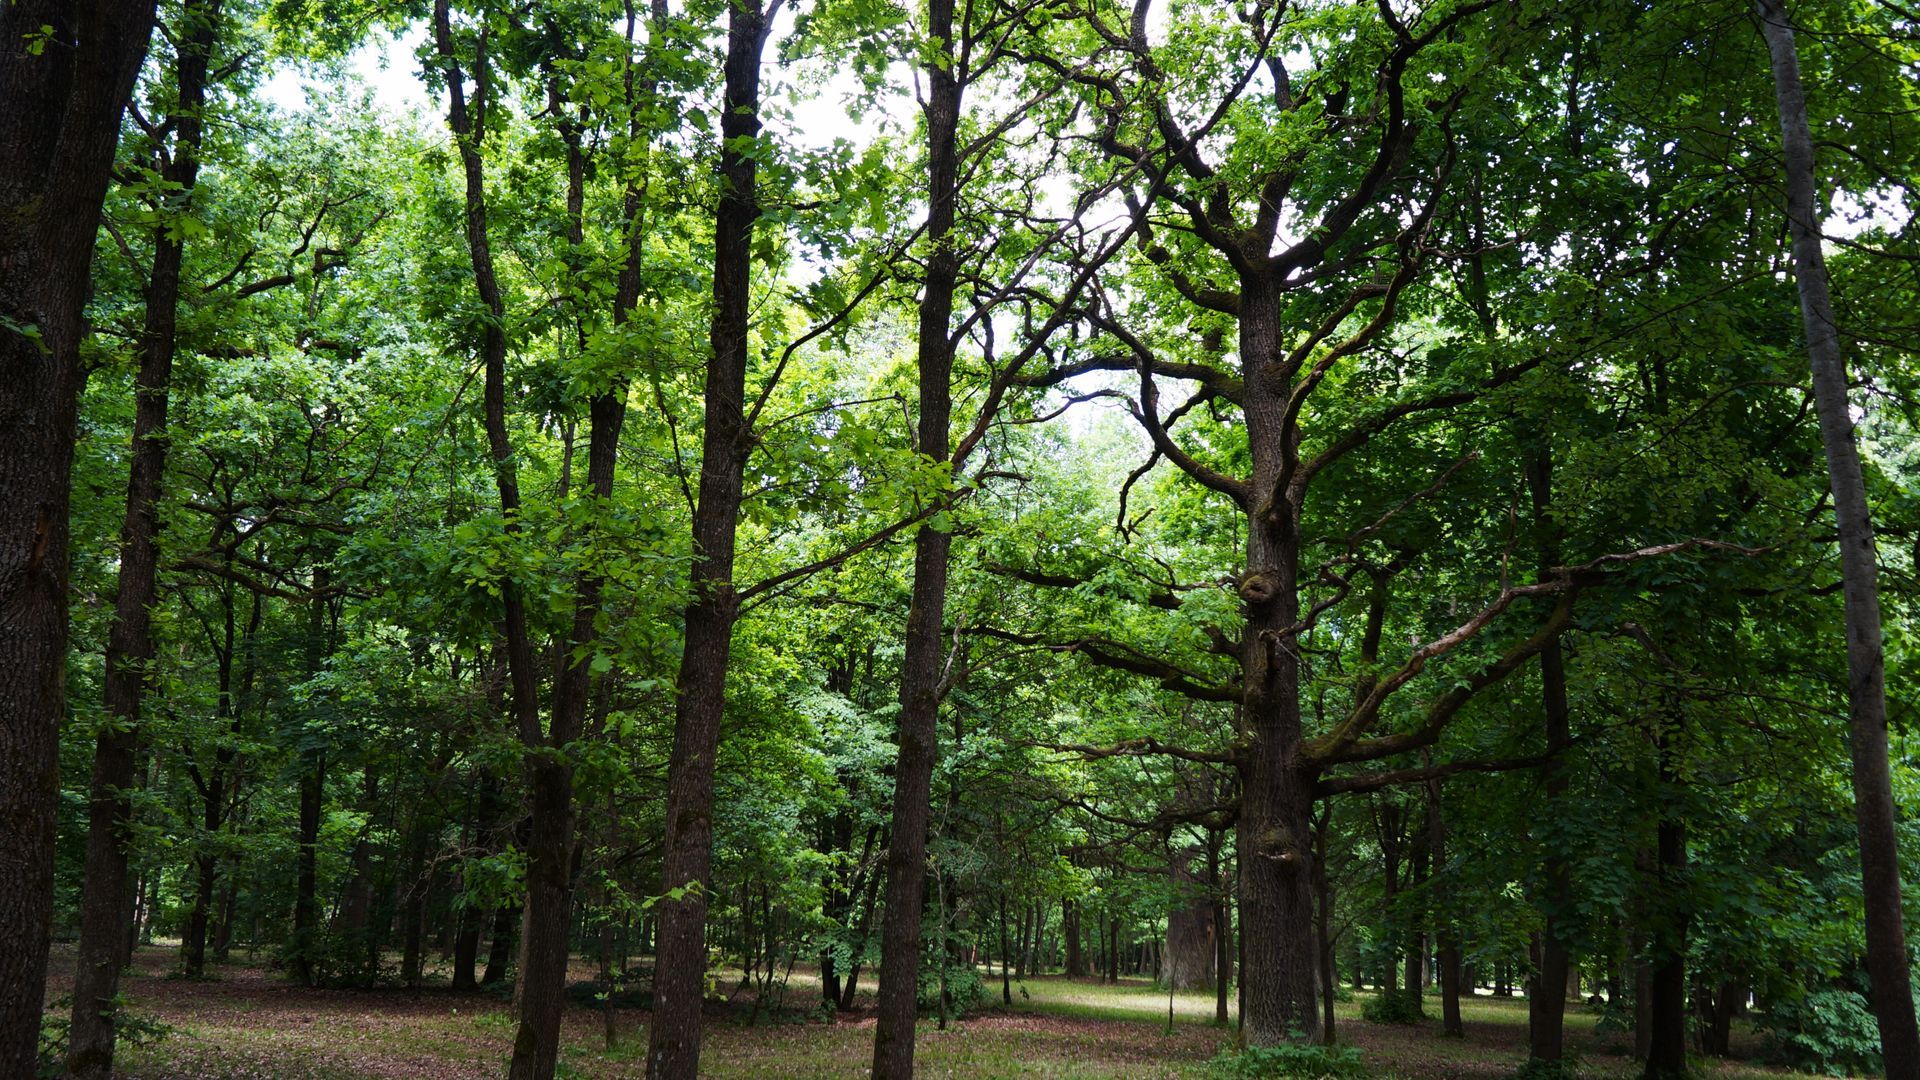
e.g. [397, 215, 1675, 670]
[1757, 1, 1920, 1073]
[0, 1, 157, 1071]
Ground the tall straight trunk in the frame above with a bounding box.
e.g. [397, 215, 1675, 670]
[291, 569, 331, 987]
[1235, 275, 1322, 1044]
[1527, 447, 1572, 1063]
[646, 4, 770, 1075]
[1428, 779, 1463, 1037]
[68, 5, 217, 1070]
[1065, 899, 1083, 976]
[1759, 5, 1920, 1075]
[484, 902, 518, 986]
[868, 0, 960, 1072]
[0, 1, 155, 1071]
[998, 895, 1012, 1004]
[1213, 839, 1232, 1027]
[1642, 814, 1688, 1080]
[1313, 809, 1336, 1041]
[292, 747, 325, 984]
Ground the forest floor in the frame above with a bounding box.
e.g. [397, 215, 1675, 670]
[42, 944, 1800, 1079]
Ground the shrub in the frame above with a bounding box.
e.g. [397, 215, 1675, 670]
[1206, 1040, 1368, 1079]
[916, 960, 986, 1017]
[1514, 1055, 1582, 1080]
[1756, 988, 1882, 1077]
[1361, 988, 1425, 1025]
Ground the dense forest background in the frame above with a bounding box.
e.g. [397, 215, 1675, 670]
[4, 0, 1920, 1077]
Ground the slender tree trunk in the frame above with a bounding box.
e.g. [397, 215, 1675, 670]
[484, 902, 518, 986]
[0, 1, 155, 1071]
[1213, 839, 1232, 1027]
[1065, 899, 1083, 976]
[69, 6, 218, 1068]
[1429, 779, 1463, 1038]
[1314, 809, 1336, 1042]
[1642, 814, 1688, 1080]
[868, 0, 961, 1072]
[1758, 5, 1920, 1075]
[1527, 447, 1572, 1063]
[645, 5, 769, 1075]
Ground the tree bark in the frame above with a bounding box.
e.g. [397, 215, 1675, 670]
[1235, 275, 1322, 1045]
[1527, 446, 1572, 1064]
[868, 0, 961, 1071]
[1165, 847, 1215, 992]
[1757, 4, 1920, 1075]
[645, 4, 770, 1075]
[0, 0, 156, 1071]
[68, 3, 218, 1069]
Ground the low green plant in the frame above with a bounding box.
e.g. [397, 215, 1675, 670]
[1514, 1054, 1582, 1080]
[1360, 988, 1425, 1025]
[1205, 1039, 1367, 1079]
[1756, 988, 1883, 1076]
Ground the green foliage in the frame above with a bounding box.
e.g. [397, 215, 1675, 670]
[38, 996, 177, 1079]
[1513, 1055, 1582, 1080]
[1756, 988, 1885, 1077]
[1360, 989, 1426, 1026]
[1205, 1040, 1367, 1080]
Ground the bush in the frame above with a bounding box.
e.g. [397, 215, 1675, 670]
[1514, 1055, 1582, 1080]
[1756, 988, 1883, 1077]
[1206, 1040, 1368, 1079]
[916, 960, 986, 1017]
[1361, 988, 1425, 1025]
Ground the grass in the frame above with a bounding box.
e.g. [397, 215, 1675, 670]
[44, 945, 1815, 1079]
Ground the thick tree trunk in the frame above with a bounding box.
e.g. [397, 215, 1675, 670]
[1234, 277, 1322, 1045]
[645, 5, 768, 1076]
[868, 1, 961, 1072]
[0, 1, 156, 1071]
[1165, 848, 1216, 992]
[1758, 5, 1920, 1075]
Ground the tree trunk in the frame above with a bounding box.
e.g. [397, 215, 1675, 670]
[1527, 447, 1572, 1064]
[0, 0, 156, 1070]
[1642, 814, 1688, 1080]
[1313, 809, 1336, 1042]
[645, 4, 768, 1075]
[1234, 276, 1321, 1044]
[1429, 784, 1463, 1037]
[69, 3, 218, 1065]
[1065, 899, 1084, 976]
[484, 902, 518, 986]
[1758, 5, 1920, 1075]
[868, 0, 961, 1071]
[1165, 848, 1215, 991]
[1213, 839, 1232, 1027]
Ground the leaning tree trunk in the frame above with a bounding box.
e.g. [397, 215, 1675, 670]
[645, 4, 767, 1075]
[868, 0, 961, 1072]
[68, 4, 217, 1070]
[1758, 4, 1920, 1076]
[0, 2, 156, 1073]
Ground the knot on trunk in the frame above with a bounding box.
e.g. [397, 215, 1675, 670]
[1256, 824, 1302, 866]
[1238, 572, 1278, 606]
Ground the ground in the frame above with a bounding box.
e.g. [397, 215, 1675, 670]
[41, 945, 1800, 1078]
